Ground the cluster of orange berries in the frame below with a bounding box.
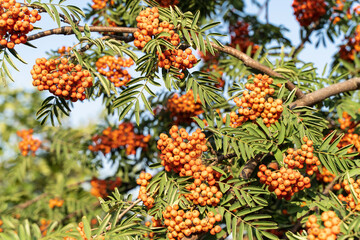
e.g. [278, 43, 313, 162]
[167, 90, 204, 124]
[157, 126, 223, 206]
[95, 56, 134, 88]
[17, 129, 41, 156]
[258, 164, 311, 200]
[292, 0, 327, 27]
[338, 111, 357, 132]
[284, 137, 320, 175]
[134, 7, 197, 74]
[229, 74, 283, 127]
[134, 7, 160, 49]
[48, 198, 64, 209]
[340, 25, 360, 61]
[338, 177, 360, 211]
[162, 205, 222, 240]
[40, 219, 51, 236]
[157, 48, 197, 74]
[143, 218, 162, 240]
[0, 0, 41, 49]
[337, 133, 360, 154]
[155, 0, 179, 8]
[157, 126, 208, 173]
[31, 57, 93, 102]
[305, 211, 341, 240]
[57, 46, 71, 57]
[183, 166, 223, 206]
[90, 177, 122, 198]
[91, 0, 114, 10]
[331, 0, 360, 25]
[89, 122, 150, 155]
[229, 21, 259, 55]
[0, 219, 3, 233]
[316, 167, 336, 183]
[136, 171, 154, 209]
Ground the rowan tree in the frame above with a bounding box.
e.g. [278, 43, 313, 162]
[0, 0, 360, 240]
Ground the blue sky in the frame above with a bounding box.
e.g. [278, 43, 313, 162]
[7, 0, 343, 127]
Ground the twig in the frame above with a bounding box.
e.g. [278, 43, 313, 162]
[15, 193, 48, 209]
[117, 198, 142, 222]
[293, 22, 319, 57]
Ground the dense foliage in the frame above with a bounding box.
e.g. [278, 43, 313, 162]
[1, 0, 360, 240]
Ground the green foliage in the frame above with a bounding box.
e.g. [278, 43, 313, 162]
[1, 0, 360, 240]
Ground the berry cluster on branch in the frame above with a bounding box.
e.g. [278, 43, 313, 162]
[136, 172, 154, 209]
[284, 137, 320, 175]
[166, 90, 204, 124]
[258, 164, 311, 200]
[95, 56, 134, 88]
[334, 112, 360, 154]
[331, 0, 360, 25]
[305, 211, 341, 240]
[57, 46, 71, 57]
[90, 177, 122, 198]
[316, 167, 336, 183]
[157, 126, 208, 173]
[134, 7, 161, 49]
[229, 74, 283, 127]
[157, 48, 197, 77]
[89, 122, 150, 155]
[163, 205, 222, 239]
[154, 0, 179, 8]
[0, 0, 41, 49]
[292, 0, 327, 27]
[91, 0, 114, 10]
[39, 219, 51, 236]
[48, 198, 64, 209]
[339, 25, 360, 61]
[157, 126, 223, 206]
[31, 57, 93, 102]
[229, 21, 259, 55]
[17, 129, 41, 156]
[338, 177, 360, 211]
[134, 7, 197, 76]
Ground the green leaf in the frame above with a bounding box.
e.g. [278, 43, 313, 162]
[82, 216, 92, 239]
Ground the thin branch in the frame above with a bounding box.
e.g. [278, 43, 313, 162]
[293, 22, 319, 57]
[290, 78, 360, 108]
[15, 193, 48, 209]
[117, 198, 142, 222]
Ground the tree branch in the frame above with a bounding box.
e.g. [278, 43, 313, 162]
[26, 25, 304, 98]
[27, 26, 137, 41]
[239, 154, 264, 179]
[15, 193, 48, 209]
[209, 42, 305, 98]
[290, 78, 360, 108]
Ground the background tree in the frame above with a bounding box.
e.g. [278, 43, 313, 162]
[0, 0, 360, 240]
